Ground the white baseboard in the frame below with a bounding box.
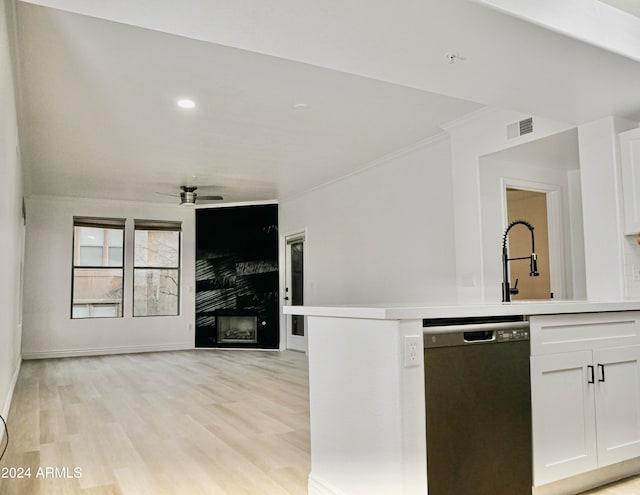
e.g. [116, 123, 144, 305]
[308, 473, 346, 495]
[533, 457, 640, 495]
[2, 356, 22, 418]
[22, 343, 193, 360]
[1, 355, 22, 445]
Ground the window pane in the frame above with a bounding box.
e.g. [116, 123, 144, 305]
[75, 226, 124, 267]
[78, 227, 104, 246]
[135, 230, 179, 268]
[92, 304, 119, 318]
[72, 219, 125, 319]
[108, 229, 123, 247]
[79, 246, 104, 266]
[72, 268, 123, 318]
[134, 268, 179, 316]
[108, 246, 123, 266]
[291, 241, 304, 336]
[72, 304, 90, 318]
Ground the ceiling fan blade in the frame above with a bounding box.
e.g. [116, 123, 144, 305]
[156, 192, 180, 197]
[198, 195, 224, 201]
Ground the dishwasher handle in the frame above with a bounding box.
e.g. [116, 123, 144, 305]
[423, 320, 530, 336]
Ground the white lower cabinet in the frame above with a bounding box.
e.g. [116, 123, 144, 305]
[531, 344, 640, 486]
[593, 345, 640, 466]
[531, 350, 597, 485]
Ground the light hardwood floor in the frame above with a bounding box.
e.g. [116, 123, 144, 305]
[1, 349, 639, 495]
[581, 476, 640, 495]
[0, 350, 310, 495]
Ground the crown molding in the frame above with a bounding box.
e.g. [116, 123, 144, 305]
[439, 105, 501, 132]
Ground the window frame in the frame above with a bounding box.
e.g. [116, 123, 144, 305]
[132, 219, 182, 317]
[71, 217, 126, 319]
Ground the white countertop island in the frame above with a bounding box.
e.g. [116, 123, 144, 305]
[284, 299, 640, 320]
[284, 300, 640, 495]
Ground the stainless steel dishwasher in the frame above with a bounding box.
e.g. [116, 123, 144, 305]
[423, 315, 532, 495]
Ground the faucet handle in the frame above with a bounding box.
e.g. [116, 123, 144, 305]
[510, 278, 520, 296]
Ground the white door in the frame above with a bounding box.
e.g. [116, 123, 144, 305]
[531, 351, 598, 485]
[284, 233, 306, 352]
[594, 345, 640, 466]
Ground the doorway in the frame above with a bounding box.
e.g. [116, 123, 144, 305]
[285, 232, 306, 352]
[505, 188, 552, 299]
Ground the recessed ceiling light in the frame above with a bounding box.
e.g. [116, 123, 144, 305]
[177, 98, 196, 109]
[293, 103, 309, 110]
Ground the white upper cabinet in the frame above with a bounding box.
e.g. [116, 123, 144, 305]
[619, 127, 640, 234]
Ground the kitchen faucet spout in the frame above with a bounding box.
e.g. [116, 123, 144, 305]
[502, 219, 539, 302]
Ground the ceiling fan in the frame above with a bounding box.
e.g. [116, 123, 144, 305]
[158, 185, 224, 205]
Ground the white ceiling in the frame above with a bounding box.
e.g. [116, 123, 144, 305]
[15, 3, 483, 204]
[13, 0, 640, 205]
[599, 0, 640, 19]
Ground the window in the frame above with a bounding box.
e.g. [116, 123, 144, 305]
[72, 217, 125, 318]
[133, 219, 181, 317]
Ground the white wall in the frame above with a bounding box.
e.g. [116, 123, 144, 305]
[447, 108, 575, 303]
[577, 117, 637, 300]
[279, 136, 458, 306]
[623, 234, 640, 299]
[567, 170, 587, 299]
[0, 0, 24, 417]
[22, 196, 196, 358]
[577, 116, 640, 300]
[478, 156, 582, 302]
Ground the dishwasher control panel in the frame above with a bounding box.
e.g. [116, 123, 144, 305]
[496, 328, 529, 342]
[423, 316, 530, 348]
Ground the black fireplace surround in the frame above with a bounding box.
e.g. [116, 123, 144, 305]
[195, 204, 279, 349]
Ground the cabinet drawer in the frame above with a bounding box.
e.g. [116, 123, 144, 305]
[530, 312, 640, 355]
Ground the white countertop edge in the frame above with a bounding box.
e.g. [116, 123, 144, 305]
[282, 300, 640, 320]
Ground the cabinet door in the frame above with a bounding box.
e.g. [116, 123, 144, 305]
[531, 351, 598, 486]
[594, 345, 640, 466]
[619, 127, 640, 234]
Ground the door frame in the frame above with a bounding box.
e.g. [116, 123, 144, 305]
[280, 228, 307, 352]
[502, 177, 565, 300]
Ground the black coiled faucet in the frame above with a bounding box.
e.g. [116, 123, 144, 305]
[502, 219, 539, 302]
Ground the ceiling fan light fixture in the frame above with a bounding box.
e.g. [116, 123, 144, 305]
[165, 185, 222, 205]
[180, 190, 197, 204]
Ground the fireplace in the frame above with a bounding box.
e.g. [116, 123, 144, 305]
[216, 310, 258, 344]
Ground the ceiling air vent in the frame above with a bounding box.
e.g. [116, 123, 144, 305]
[507, 117, 534, 139]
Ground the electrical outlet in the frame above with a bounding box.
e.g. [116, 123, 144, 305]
[404, 335, 421, 368]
